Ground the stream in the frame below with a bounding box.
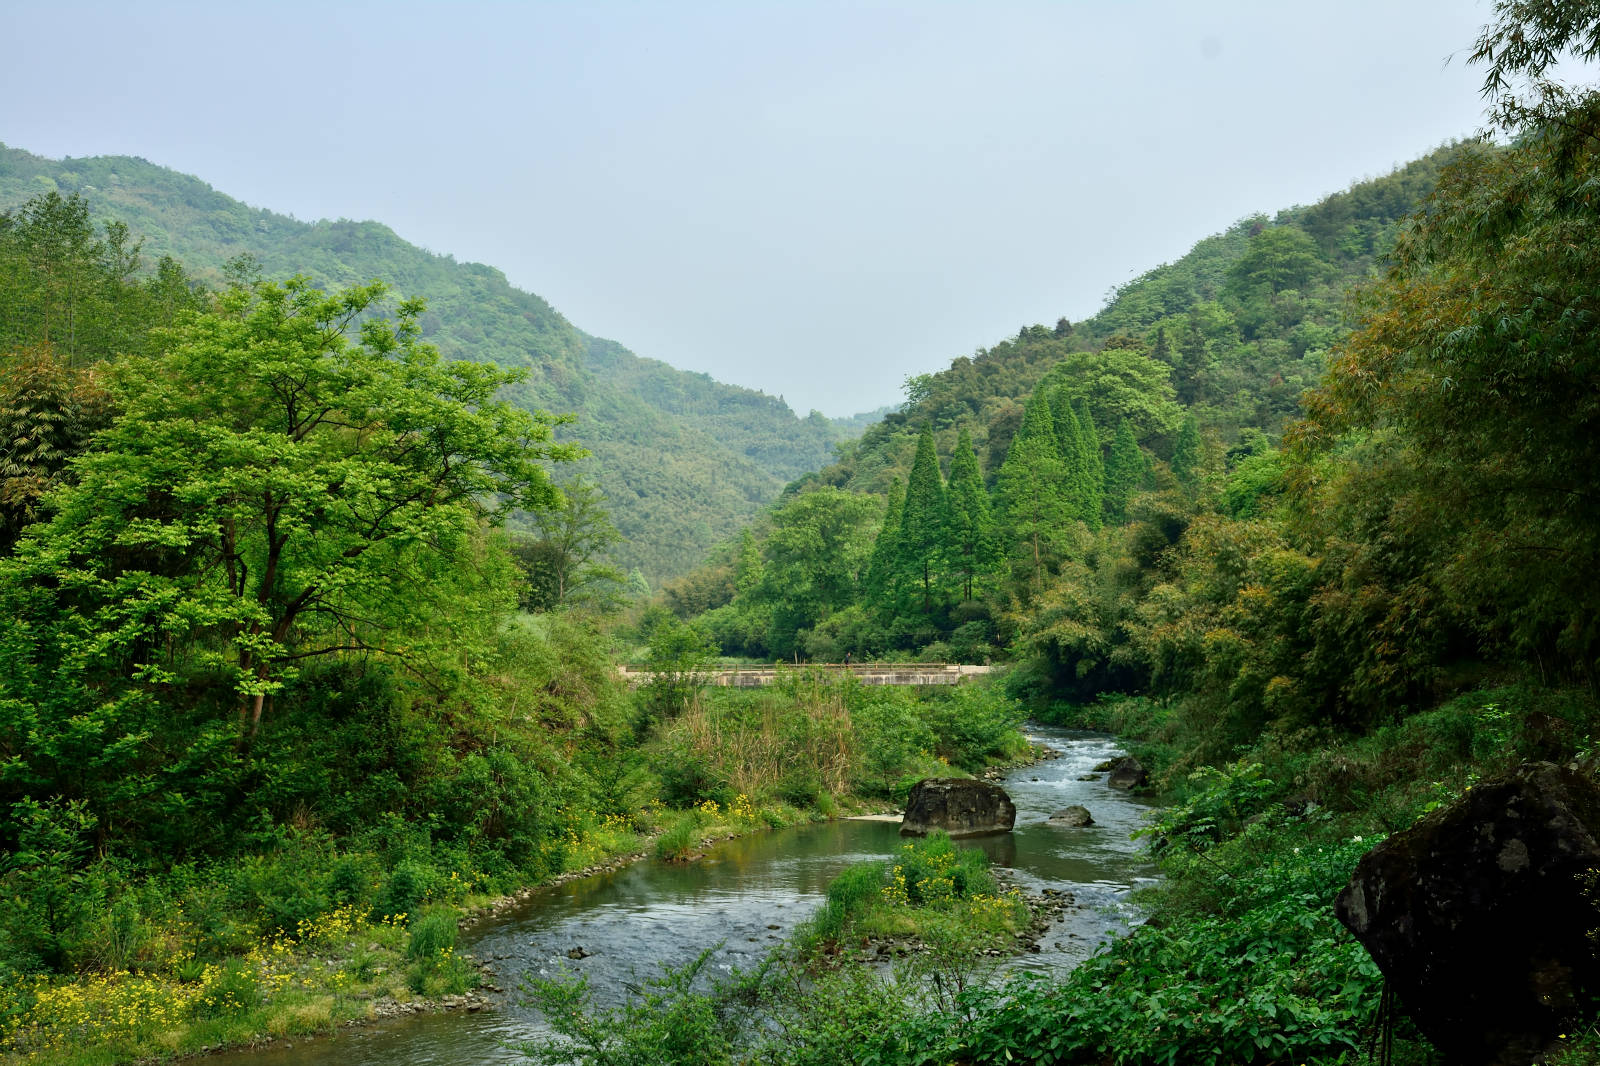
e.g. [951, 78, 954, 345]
[211, 727, 1158, 1065]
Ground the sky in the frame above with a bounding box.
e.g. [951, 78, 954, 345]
[2, 1, 1498, 417]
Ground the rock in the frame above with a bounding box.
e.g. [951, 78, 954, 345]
[1047, 805, 1094, 828]
[900, 778, 1016, 838]
[1092, 759, 1117, 772]
[1077, 773, 1100, 781]
[1106, 756, 1147, 790]
[566, 946, 591, 960]
[1335, 762, 1600, 1066]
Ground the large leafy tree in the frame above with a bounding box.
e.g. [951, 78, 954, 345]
[10, 277, 577, 734]
[1297, 3, 1600, 678]
[511, 477, 623, 611]
[756, 487, 879, 655]
[0, 345, 111, 553]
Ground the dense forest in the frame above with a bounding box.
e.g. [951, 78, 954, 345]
[0, 186, 1031, 1062]
[0, 145, 866, 581]
[6, 1, 1600, 1063]
[660, 143, 1465, 679]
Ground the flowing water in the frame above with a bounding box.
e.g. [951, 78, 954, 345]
[211, 727, 1158, 1065]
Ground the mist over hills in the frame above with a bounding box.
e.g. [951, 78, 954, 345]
[0, 141, 869, 580]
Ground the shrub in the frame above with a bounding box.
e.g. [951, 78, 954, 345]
[654, 812, 703, 861]
[405, 908, 458, 961]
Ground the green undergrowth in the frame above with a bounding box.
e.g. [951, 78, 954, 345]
[520, 834, 1029, 1066]
[794, 831, 1027, 957]
[521, 683, 1600, 1065]
[649, 672, 1029, 814]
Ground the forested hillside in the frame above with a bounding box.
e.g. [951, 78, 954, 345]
[663, 143, 1466, 669]
[0, 143, 858, 579]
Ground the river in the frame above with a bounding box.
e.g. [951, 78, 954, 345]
[211, 727, 1157, 1065]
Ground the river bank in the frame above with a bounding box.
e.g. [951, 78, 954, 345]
[189, 728, 1150, 1066]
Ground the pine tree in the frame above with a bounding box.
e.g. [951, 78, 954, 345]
[1072, 397, 1105, 531]
[865, 478, 906, 611]
[1151, 325, 1172, 366]
[1050, 387, 1091, 523]
[1171, 414, 1203, 489]
[945, 427, 1000, 601]
[997, 385, 1069, 591]
[1103, 418, 1143, 525]
[898, 425, 947, 613]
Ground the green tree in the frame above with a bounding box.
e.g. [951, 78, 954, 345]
[757, 488, 879, 656]
[865, 478, 906, 610]
[733, 528, 764, 596]
[898, 425, 947, 613]
[1044, 349, 1183, 443]
[0, 192, 153, 364]
[1103, 418, 1144, 525]
[945, 428, 1000, 602]
[0, 345, 111, 553]
[512, 477, 624, 612]
[639, 617, 717, 730]
[996, 385, 1069, 591]
[1171, 414, 1202, 489]
[1224, 226, 1326, 298]
[9, 277, 577, 734]
[1070, 395, 1105, 530]
[1049, 387, 1093, 525]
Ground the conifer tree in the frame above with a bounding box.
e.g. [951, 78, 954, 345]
[1072, 397, 1105, 531]
[1171, 413, 1203, 488]
[865, 478, 906, 610]
[945, 427, 999, 601]
[734, 528, 764, 596]
[997, 385, 1069, 591]
[1103, 418, 1143, 524]
[898, 425, 947, 613]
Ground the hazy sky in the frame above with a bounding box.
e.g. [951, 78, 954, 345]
[3, 2, 1496, 416]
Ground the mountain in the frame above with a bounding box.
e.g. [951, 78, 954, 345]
[0, 142, 857, 580]
[790, 142, 1466, 499]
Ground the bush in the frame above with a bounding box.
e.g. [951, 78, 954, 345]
[405, 908, 458, 961]
[191, 959, 263, 1019]
[375, 861, 430, 921]
[654, 812, 704, 861]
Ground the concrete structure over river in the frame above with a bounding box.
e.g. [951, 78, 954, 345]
[616, 663, 991, 689]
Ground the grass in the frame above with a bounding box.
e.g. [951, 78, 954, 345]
[793, 832, 1028, 960]
[0, 908, 421, 1065]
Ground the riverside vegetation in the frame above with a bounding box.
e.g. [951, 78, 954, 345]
[528, 4, 1600, 1063]
[10, 2, 1600, 1063]
[0, 197, 1030, 1064]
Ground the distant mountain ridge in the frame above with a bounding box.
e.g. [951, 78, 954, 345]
[0, 142, 870, 580]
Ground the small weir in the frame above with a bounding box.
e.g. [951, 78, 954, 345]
[210, 727, 1157, 1065]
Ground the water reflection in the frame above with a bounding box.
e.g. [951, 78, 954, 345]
[210, 727, 1156, 1066]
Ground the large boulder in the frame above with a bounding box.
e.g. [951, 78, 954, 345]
[1335, 762, 1600, 1066]
[900, 778, 1016, 838]
[1106, 756, 1147, 790]
[1047, 805, 1094, 828]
